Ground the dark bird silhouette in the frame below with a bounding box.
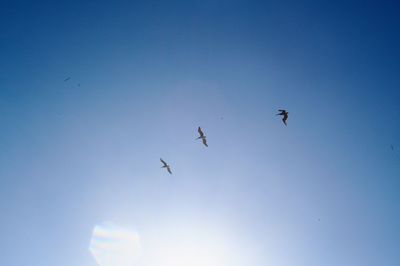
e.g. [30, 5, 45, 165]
[197, 127, 208, 147]
[160, 158, 172, 174]
[64, 77, 71, 82]
[276, 109, 289, 125]
[391, 145, 394, 151]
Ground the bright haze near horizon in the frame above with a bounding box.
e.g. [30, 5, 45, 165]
[0, 1, 399, 266]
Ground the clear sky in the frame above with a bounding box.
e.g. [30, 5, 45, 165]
[0, 1, 399, 265]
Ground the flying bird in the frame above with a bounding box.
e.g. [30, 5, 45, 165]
[276, 109, 289, 125]
[197, 127, 208, 147]
[160, 158, 172, 174]
[391, 145, 394, 151]
[64, 77, 71, 82]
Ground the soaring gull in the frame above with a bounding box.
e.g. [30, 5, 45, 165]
[197, 127, 208, 147]
[160, 158, 172, 174]
[276, 109, 289, 126]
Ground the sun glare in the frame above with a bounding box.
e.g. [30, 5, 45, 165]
[145, 222, 232, 266]
[89, 219, 249, 266]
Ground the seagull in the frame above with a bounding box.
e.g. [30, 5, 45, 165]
[197, 127, 208, 147]
[276, 109, 289, 126]
[64, 77, 71, 82]
[160, 158, 172, 174]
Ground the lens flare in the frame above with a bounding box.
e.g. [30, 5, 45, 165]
[89, 222, 141, 266]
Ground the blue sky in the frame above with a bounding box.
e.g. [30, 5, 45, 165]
[0, 1, 399, 265]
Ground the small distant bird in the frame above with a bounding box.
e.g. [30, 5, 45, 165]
[64, 77, 71, 82]
[391, 145, 394, 151]
[276, 109, 289, 125]
[197, 127, 208, 147]
[78, 83, 81, 87]
[160, 158, 172, 174]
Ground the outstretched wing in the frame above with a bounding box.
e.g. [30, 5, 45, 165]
[167, 166, 172, 174]
[202, 138, 208, 147]
[198, 127, 204, 137]
[160, 158, 167, 166]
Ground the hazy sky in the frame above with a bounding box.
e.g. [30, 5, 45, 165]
[1, 1, 399, 265]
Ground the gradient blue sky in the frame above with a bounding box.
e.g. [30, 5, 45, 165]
[1, 1, 400, 265]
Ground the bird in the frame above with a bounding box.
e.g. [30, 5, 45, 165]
[391, 145, 394, 151]
[197, 127, 208, 147]
[64, 77, 71, 82]
[276, 109, 289, 125]
[160, 158, 172, 174]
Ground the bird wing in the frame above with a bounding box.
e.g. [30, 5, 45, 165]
[198, 127, 204, 137]
[64, 77, 71, 81]
[202, 138, 208, 147]
[276, 110, 285, 115]
[167, 166, 172, 174]
[160, 158, 167, 166]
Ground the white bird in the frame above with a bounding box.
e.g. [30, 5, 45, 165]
[197, 127, 208, 147]
[160, 158, 172, 174]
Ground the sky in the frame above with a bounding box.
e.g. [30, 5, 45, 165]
[0, 0, 400, 265]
